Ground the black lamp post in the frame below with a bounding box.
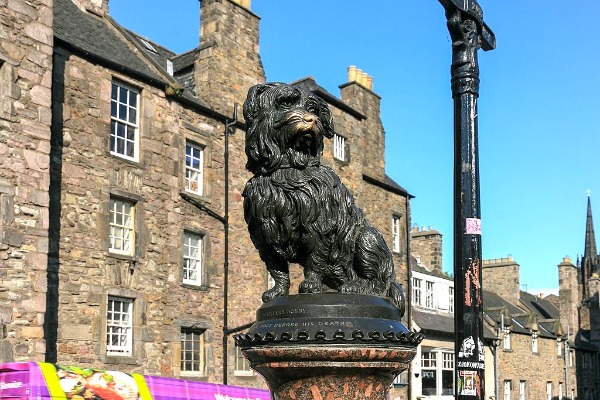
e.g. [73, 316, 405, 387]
[437, 1, 495, 399]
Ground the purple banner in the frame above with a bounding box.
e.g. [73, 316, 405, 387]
[0, 362, 52, 399]
[143, 375, 269, 400]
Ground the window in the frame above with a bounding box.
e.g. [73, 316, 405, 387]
[333, 134, 345, 161]
[557, 340, 562, 357]
[420, 350, 454, 397]
[546, 382, 552, 400]
[558, 382, 563, 400]
[449, 286, 454, 313]
[441, 352, 454, 396]
[185, 142, 204, 195]
[503, 328, 511, 350]
[569, 350, 574, 367]
[392, 216, 400, 253]
[412, 278, 422, 307]
[106, 297, 133, 356]
[181, 328, 205, 375]
[425, 281, 435, 309]
[532, 333, 538, 353]
[109, 198, 135, 255]
[519, 381, 526, 400]
[421, 351, 437, 396]
[392, 371, 408, 387]
[234, 345, 252, 376]
[504, 380, 511, 400]
[183, 232, 203, 286]
[110, 81, 139, 160]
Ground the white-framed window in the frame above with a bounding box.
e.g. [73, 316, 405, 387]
[106, 297, 133, 356]
[519, 381, 526, 400]
[333, 133, 345, 161]
[504, 380, 511, 400]
[420, 350, 454, 397]
[569, 350, 574, 367]
[546, 382, 552, 400]
[558, 382, 563, 400]
[392, 371, 408, 387]
[532, 333, 538, 353]
[557, 339, 562, 357]
[110, 81, 139, 160]
[449, 286, 454, 313]
[503, 328, 511, 350]
[392, 215, 400, 252]
[234, 345, 252, 376]
[183, 231, 203, 286]
[412, 278, 422, 307]
[185, 141, 204, 195]
[109, 198, 135, 255]
[181, 328, 205, 376]
[425, 281, 435, 309]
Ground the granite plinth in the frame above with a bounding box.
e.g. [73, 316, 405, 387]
[235, 293, 423, 400]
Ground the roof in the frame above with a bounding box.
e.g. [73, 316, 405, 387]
[520, 290, 560, 320]
[413, 309, 454, 334]
[54, 0, 163, 83]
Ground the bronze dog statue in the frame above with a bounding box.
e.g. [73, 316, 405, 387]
[242, 82, 405, 314]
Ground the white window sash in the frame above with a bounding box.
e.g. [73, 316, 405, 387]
[185, 142, 204, 195]
[109, 199, 135, 255]
[110, 82, 139, 161]
[106, 297, 133, 356]
[183, 232, 203, 286]
[333, 134, 345, 161]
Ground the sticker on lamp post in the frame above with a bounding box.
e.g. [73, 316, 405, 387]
[465, 218, 481, 234]
[458, 370, 480, 397]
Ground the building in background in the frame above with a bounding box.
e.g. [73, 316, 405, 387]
[407, 225, 600, 400]
[0, 0, 412, 393]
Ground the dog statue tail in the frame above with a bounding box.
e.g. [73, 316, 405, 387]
[388, 282, 406, 318]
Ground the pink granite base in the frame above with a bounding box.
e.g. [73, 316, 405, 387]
[243, 345, 416, 400]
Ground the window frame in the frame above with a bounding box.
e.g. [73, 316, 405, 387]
[412, 278, 422, 307]
[546, 382, 552, 400]
[185, 141, 204, 196]
[180, 327, 206, 377]
[333, 133, 346, 161]
[519, 381, 526, 400]
[108, 197, 136, 256]
[110, 80, 140, 161]
[425, 281, 435, 309]
[106, 297, 133, 357]
[182, 231, 204, 286]
[504, 380, 511, 400]
[449, 286, 454, 313]
[420, 349, 454, 397]
[392, 215, 401, 253]
[531, 332, 538, 353]
[503, 327, 511, 350]
[234, 345, 253, 376]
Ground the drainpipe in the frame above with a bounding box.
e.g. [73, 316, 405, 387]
[222, 105, 238, 385]
[565, 325, 570, 400]
[405, 195, 413, 400]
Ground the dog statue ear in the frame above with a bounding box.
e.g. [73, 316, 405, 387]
[318, 97, 335, 139]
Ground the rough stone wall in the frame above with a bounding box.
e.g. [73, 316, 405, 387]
[558, 258, 580, 339]
[497, 332, 575, 400]
[339, 82, 386, 182]
[410, 227, 443, 272]
[195, 0, 265, 115]
[482, 258, 521, 305]
[0, 0, 53, 362]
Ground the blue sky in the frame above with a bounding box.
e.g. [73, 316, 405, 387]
[110, 0, 600, 295]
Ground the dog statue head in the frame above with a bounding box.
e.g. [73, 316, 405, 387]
[243, 83, 334, 175]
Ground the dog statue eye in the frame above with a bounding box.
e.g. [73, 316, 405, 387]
[305, 100, 319, 114]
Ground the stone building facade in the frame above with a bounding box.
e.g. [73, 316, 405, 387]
[0, 0, 54, 363]
[408, 227, 599, 400]
[0, 0, 412, 390]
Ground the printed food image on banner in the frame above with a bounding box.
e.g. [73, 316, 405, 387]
[56, 365, 140, 400]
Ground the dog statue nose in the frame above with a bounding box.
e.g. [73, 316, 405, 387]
[303, 114, 316, 123]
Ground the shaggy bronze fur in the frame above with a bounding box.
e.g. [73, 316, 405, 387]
[242, 83, 405, 314]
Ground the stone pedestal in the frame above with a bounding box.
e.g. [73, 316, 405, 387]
[235, 293, 423, 400]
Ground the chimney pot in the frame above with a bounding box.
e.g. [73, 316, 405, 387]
[348, 66, 357, 83]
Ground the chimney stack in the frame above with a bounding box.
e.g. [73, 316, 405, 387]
[347, 65, 373, 91]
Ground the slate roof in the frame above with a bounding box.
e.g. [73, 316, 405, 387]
[54, 0, 163, 83]
[520, 290, 560, 320]
[413, 309, 454, 334]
